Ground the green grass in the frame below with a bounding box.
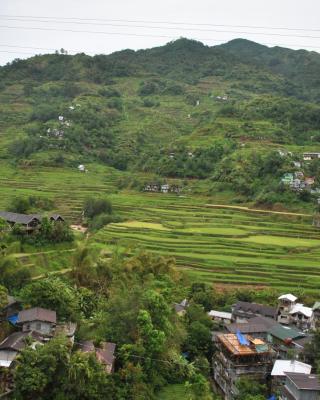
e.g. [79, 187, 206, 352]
[155, 384, 190, 400]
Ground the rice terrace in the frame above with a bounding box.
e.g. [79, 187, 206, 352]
[94, 194, 320, 295]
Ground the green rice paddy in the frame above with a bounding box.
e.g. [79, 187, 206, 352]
[1, 161, 320, 294]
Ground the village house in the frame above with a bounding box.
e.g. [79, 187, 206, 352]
[0, 212, 65, 232]
[277, 294, 314, 331]
[303, 152, 320, 161]
[17, 307, 57, 337]
[280, 373, 320, 400]
[231, 301, 278, 323]
[54, 322, 77, 344]
[0, 296, 21, 321]
[213, 332, 274, 400]
[0, 331, 43, 368]
[208, 310, 232, 325]
[79, 340, 116, 374]
[281, 173, 294, 186]
[271, 360, 312, 393]
[268, 324, 307, 359]
[289, 304, 313, 331]
[226, 316, 278, 340]
[278, 294, 298, 325]
[312, 302, 320, 329]
[0, 212, 41, 232]
[174, 299, 188, 317]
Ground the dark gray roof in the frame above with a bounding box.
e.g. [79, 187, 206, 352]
[0, 211, 41, 225]
[226, 316, 278, 334]
[79, 340, 95, 353]
[18, 307, 56, 324]
[50, 214, 65, 222]
[0, 331, 42, 351]
[286, 373, 320, 391]
[233, 301, 278, 319]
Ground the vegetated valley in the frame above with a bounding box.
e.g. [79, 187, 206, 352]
[0, 38, 320, 399]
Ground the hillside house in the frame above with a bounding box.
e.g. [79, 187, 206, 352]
[0, 331, 42, 368]
[161, 184, 170, 193]
[79, 340, 116, 373]
[303, 152, 320, 161]
[304, 177, 315, 187]
[208, 310, 232, 325]
[312, 302, 320, 329]
[78, 164, 86, 172]
[226, 316, 278, 340]
[0, 212, 41, 232]
[213, 333, 274, 400]
[280, 373, 320, 400]
[281, 174, 294, 186]
[268, 324, 306, 359]
[0, 212, 65, 232]
[289, 304, 313, 331]
[271, 360, 311, 392]
[144, 183, 160, 192]
[174, 299, 188, 317]
[54, 322, 77, 344]
[232, 301, 278, 323]
[293, 161, 302, 168]
[17, 307, 56, 337]
[278, 294, 298, 325]
[0, 296, 21, 320]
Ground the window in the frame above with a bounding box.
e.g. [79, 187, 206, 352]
[36, 322, 41, 331]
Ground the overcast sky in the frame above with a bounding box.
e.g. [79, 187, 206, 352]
[0, 0, 319, 65]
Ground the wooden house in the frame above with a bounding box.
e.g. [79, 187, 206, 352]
[17, 307, 56, 337]
[0, 212, 41, 232]
[79, 340, 116, 373]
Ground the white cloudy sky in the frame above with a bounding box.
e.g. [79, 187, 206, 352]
[0, 0, 319, 65]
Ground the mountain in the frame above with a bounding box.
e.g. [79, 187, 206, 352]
[0, 38, 320, 207]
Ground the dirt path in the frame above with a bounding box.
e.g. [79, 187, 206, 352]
[205, 204, 311, 217]
[31, 268, 72, 280]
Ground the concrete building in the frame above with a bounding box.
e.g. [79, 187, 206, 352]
[213, 333, 274, 400]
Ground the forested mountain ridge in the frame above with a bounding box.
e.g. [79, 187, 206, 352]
[1, 38, 320, 208]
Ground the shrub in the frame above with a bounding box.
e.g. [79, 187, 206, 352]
[83, 198, 112, 219]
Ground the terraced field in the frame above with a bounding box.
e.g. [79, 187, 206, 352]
[1, 162, 320, 293]
[93, 194, 320, 294]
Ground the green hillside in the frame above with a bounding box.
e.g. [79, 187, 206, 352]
[1, 38, 320, 291]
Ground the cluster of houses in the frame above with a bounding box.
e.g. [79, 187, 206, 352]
[280, 152, 320, 196]
[0, 299, 116, 393]
[0, 211, 65, 233]
[176, 293, 320, 400]
[281, 172, 316, 192]
[143, 183, 181, 194]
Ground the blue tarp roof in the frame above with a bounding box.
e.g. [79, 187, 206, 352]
[268, 396, 276, 400]
[236, 329, 249, 346]
[7, 313, 18, 325]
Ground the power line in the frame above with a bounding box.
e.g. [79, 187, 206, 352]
[1, 16, 320, 39]
[0, 14, 319, 33]
[0, 25, 320, 51]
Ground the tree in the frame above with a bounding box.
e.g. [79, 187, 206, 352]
[83, 198, 112, 219]
[0, 285, 8, 310]
[19, 277, 79, 320]
[9, 197, 30, 214]
[13, 337, 116, 400]
[72, 244, 96, 287]
[235, 378, 266, 400]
